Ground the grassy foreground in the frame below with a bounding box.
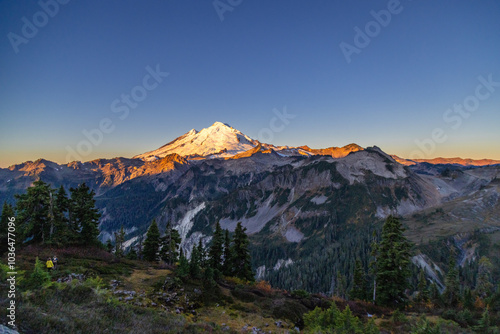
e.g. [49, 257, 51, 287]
[0, 245, 476, 333]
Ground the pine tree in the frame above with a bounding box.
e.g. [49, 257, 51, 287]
[189, 244, 202, 279]
[443, 258, 460, 307]
[197, 239, 207, 269]
[208, 221, 224, 273]
[27, 257, 51, 289]
[475, 256, 494, 299]
[106, 239, 113, 252]
[159, 223, 181, 265]
[222, 229, 232, 276]
[373, 215, 412, 308]
[53, 185, 70, 243]
[126, 248, 138, 260]
[69, 183, 101, 244]
[230, 222, 254, 281]
[350, 259, 367, 301]
[416, 268, 428, 304]
[463, 287, 474, 310]
[335, 271, 347, 300]
[143, 220, 160, 261]
[15, 180, 53, 243]
[177, 248, 189, 279]
[429, 282, 442, 307]
[475, 307, 491, 333]
[114, 225, 126, 257]
[0, 202, 15, 255]
[203, 266, 217, 291]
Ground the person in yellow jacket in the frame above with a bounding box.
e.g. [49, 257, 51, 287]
[46, 257, 54, 271]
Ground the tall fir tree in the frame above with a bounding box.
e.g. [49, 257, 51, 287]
[475, 256, 493, 299]
[416, 268, 428, 304]
[373, 215, 412, 308]
[350, 259, 367, 301]
[15, 180, 53, 243]
[197, 239, 207, 269]
[189, 244, 202, 279]
[69, 183, 101, 244]
[230, 222, 254, 281]
[159, 223, 181, 265]
[429, 282, 442, 307]
[114, 225, 126, 257]
[443, 258, 460, 307]
[143, 220, 160, 261]
[177, 248, 189, 279]
[208, 221, 224, 273]
[53, 185, 70, 243]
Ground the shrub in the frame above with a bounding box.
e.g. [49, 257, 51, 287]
[391, 309, 408, 324]
[291, 289, 310, 299]
[255, 280, 273, 293]
[26, 257, 51, 290]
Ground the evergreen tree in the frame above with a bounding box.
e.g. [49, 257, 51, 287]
[189, 244, 202, 279]
[135, 233, 145, 260]
[106, 239, 113, 253]
[222, 229, 232, 276]
[416, 268, 428, 304]
[177, 249, 189, 279]
[69, 183, 101, 244]
[114, 225, 126, 257]
[0, 202, 15, 255]
[429, 282, 442, 307]
[159, 223, 181, 265]
[350, 259, 367, 301]
[208, 221, 224, 273]
[26, 257, 51, 289]
[143, 220, 160, 261]
[203, 266, 217, 291]
[443, 258, 460, 307]
[463, 287, 474, 310]
[126, 248, 138, 260]
[335, 271, 347, 300]
[15, 180, 53, 243]
[475, 307, 491, 333]
[230, 222, 254, 281]
[197, 239, 207, 269]
[53, 185, 70, 243]
[373, 215, 412, 308]
[475, 256, 494, 299]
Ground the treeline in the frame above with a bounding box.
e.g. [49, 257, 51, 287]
[0, 180, 101, 253]
[131, 220, 254, 283]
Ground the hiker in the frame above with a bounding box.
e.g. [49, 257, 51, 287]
[52, 255, 58, 270]
[46, 257, 54, 271]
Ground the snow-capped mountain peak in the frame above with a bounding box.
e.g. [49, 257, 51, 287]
[134, 121, 258, 160]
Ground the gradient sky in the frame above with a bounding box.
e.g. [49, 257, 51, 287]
[1, 0, 499, 167]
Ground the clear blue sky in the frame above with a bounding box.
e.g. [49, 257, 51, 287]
[1, 0, 499, 167]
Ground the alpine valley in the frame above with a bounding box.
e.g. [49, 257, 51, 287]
[1, 121, 499, 294]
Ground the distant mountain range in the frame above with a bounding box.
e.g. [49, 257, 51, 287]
[1, 121, 499, 292]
